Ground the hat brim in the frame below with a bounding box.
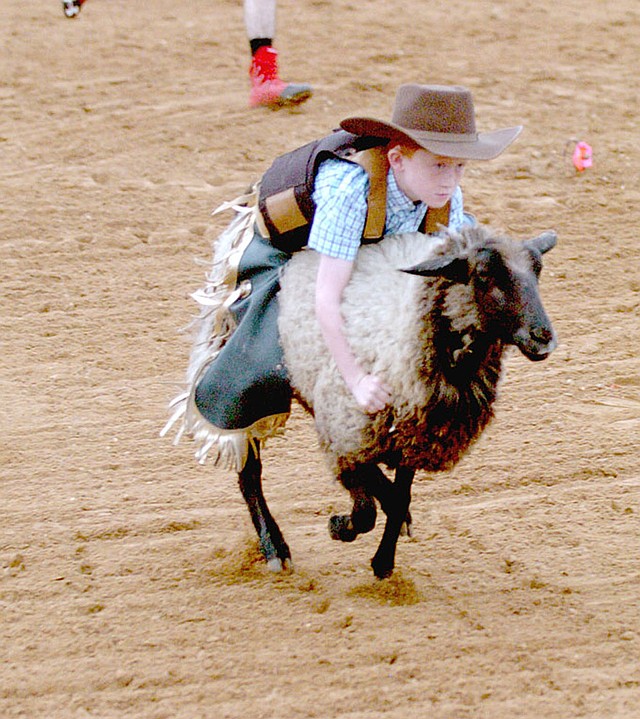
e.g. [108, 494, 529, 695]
[340, 118, 523, 160]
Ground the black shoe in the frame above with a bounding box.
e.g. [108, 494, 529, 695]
[62, 0, 83, 18]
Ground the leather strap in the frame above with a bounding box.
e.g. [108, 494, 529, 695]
[348, 146, 389, 240]
[423, 201, 451, 233]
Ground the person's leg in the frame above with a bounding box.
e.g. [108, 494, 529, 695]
[244, 0, 312, 108]
[244, 0, 277, 39]
[193, 233, 293, 446]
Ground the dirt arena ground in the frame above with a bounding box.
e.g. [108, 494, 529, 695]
[2, 1, 639, 717]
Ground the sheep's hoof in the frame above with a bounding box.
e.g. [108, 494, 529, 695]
[328, 515, 358, 542]
[371, 560, 394, 580]
[266, 556, 294, 573]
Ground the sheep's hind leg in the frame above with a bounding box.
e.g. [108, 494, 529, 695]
[370, 465, 415, 579]
[238, 441, 292, 572]
[329, 464, 378, 542]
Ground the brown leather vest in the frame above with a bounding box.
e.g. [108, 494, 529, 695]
[257, 130, 450, 254]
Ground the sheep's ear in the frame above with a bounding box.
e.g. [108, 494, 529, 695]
[401, 256, 470, 283]
[525, 231, 557, 255]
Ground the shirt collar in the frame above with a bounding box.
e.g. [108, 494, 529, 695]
[386, 168, 424, 213]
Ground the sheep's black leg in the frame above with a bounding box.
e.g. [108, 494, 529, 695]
[237, 441, 292, 572]
[329, 464, 378, 542]
[370, 465, 415, 579]
[329, 463, 414, 543]
[362, 464, 414, 538]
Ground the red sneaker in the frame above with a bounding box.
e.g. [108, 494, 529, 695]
[249, 46, 312, 108]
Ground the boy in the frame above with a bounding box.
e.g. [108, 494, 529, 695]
[165, 84, 522, 468]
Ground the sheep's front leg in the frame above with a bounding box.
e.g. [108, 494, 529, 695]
[329, 464, 378, 542]
[238, 441, 292, 572]
[370, 465, 414, 579]
[363, 464, 413, 538]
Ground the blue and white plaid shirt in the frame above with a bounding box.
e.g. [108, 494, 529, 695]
[307, 157, 471, 261]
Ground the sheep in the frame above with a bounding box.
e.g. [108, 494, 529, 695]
[270, 224, 557, 578]
[167, 222, 557, 579]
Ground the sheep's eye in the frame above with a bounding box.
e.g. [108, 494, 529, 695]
[475, 248, 500, 279]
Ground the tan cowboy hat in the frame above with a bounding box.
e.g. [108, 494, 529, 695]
[340, 84, 523, 160]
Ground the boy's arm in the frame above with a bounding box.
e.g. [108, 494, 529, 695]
[315, 254, 392, 414]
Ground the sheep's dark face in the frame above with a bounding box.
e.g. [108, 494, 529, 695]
[469, 233, 557, 360]
[403, 229, 558, 362]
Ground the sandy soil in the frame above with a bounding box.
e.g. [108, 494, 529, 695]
[2, 1, 639, 717]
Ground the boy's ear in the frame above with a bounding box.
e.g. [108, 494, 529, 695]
[387, 144, 404, 168]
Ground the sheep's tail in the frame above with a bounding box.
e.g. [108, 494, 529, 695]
[160, 185, 288, 471]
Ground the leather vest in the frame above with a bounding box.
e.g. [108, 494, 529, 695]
[257, 130, 451, 254]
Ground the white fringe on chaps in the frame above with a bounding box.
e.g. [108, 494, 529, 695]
[160, 188, 288, 471]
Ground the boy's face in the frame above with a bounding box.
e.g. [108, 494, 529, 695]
[389, 146, 466, 208]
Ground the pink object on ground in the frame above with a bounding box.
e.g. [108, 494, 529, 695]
[572, 141, 593, 172]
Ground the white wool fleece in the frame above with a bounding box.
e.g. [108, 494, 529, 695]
[278, 232, 450, 460]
